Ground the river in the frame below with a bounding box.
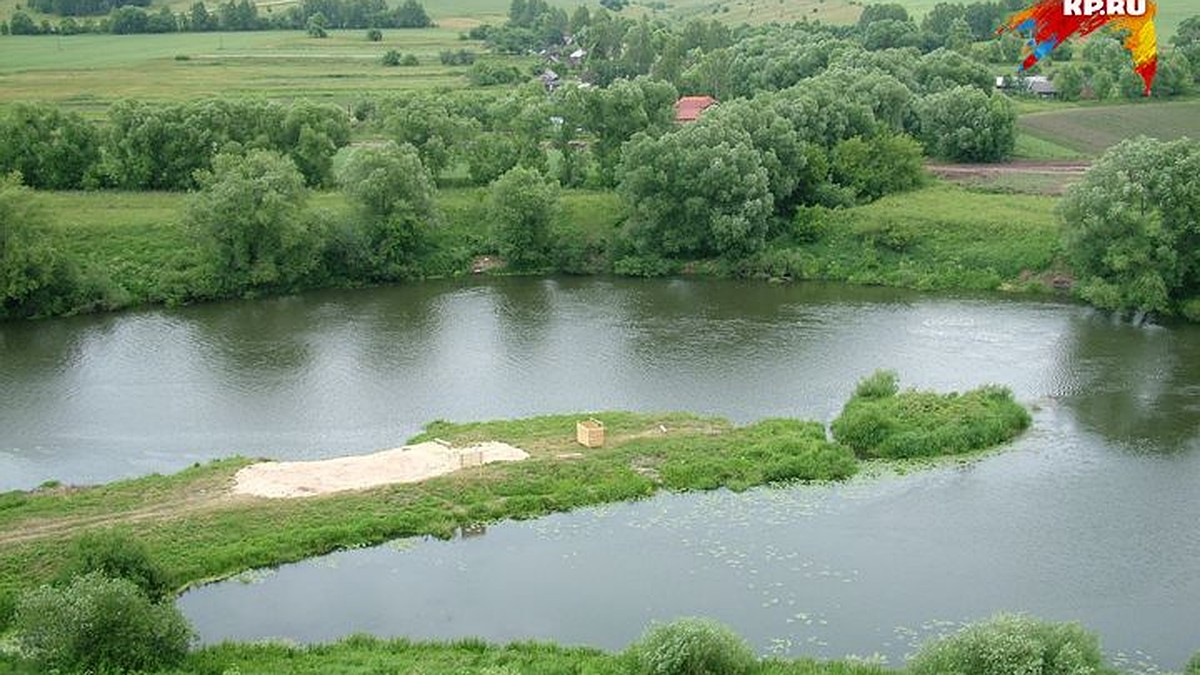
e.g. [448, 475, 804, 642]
[2, 278, 1198, 669]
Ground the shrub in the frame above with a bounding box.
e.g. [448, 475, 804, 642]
[56, 529, 172, 601]
[366, 28, 382, 41]
[382, 49, 402, 66]
[14, 573, 194, 673]
[1186, 652, 1200, 675]
[832, 372, 1030, 458]
[908, 614, 1117, 675]
[626, 617, 757, 675]
[853, 369, 898, 399]
[401, 53, 420, 66]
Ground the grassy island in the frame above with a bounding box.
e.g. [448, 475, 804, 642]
[0, 375, 1030, 634]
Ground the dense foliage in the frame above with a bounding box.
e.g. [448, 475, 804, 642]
[13, 573, 193, 673]
[0, 99, 350, 191]
[908, 614, 1117, 675]
[186, 150, 319, 295]
[333, 141, 438, 280]
[1061, 137, 1200, 320]
[916, 86, 1017, 162]
[831, 370, 1031, 458]
[0, 175, 87, 319]
[55, 529, 173, 601]
[625, 618, 757, 675]
[490, 167, 560, 269]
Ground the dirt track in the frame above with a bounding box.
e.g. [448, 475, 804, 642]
[927, 160, 1091, 178]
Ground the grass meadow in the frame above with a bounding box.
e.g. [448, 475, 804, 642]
[0, 29, 509, 111]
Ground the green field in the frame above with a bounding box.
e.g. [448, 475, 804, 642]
[1019, 99, 1200, 157]
[0, 29, 506, 110]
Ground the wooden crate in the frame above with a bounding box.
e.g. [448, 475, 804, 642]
[576, 418, 605, 448]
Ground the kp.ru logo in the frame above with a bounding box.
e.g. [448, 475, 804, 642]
[1063, 0, 1148, 16]
[997, 0, 1158, 94]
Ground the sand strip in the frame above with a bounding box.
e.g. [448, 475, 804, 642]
[233, 441, 529, 499]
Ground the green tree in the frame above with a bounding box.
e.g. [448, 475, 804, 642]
[306, 11, 328, 37]
[564, 76, 677, 185]
[945, 16, 973, 53]
[14, 573, 193, 673]
[916, 87, 1016, 162]
[1053, 63, 1086, 101]
[619, 122, 772, 259]
[490, 166, 559, 268]
[380, 95, 477, 177]
[857, 2, 909, 28]
[281, 101, 352, 186]
[0, 103, 99, 190]
[915, 47, 994, 93]
[8, 10, 39, 34]
[1171, 15, 1200, 67]
[366, 27, 382, 40]
[0, 174, 78, 319]
[394, 0, 431, 27]
[333, 141, 437, 279]
[1061, 137, 1200, 319]
[467, 132, 521, 185]
[831, 133, 925, 202]
[382, 49, 402, 65]
[187, 150, 318, 293]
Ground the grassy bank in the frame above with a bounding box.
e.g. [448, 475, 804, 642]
[738, 184, 1063, 292]
[163, 636, 891, 675]
[0, 387, 1031, 629]
[26, 181, 1062, 319]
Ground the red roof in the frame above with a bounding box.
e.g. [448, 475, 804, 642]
[674, 95, 718, 122]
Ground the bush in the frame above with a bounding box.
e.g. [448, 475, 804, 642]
[401, 53, 420, 66]
[1186, 652, 1200, 675]
[908, 614, 1117, 675]
[626, 617, 757, 675]
[14, 573, 194, 673]
[832, 371, 1031, 458]
[56, 529, 172, 601]
[382, 49, 402, 66]
[853, 369, 898, 399]
[439, 49, 476, 65]
[366, 27, 382, 41]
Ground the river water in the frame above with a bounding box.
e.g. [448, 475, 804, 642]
[2, 278, 1198, 669]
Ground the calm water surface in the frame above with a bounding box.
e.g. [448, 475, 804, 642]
[3, 278, 1198, 668]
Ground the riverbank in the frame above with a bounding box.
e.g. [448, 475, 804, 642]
[17, 181, 1063, 319]
[0, 384, 1029, 629]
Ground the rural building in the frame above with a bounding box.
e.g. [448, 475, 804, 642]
[674, 95, 718, 123]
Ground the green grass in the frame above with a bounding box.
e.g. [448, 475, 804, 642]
[1019, 99, 1200, 157]
[740, 183, 1064, 293]
[832, 371, 1032, 459]
[161, 635, 894, 675]
[1012, 130, 1087, 161]
[0, 29, 493, 111]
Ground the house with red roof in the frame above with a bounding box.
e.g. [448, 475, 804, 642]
[673, 95, 718, 123]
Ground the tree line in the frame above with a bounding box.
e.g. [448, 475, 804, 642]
[3, 0, 430, 34]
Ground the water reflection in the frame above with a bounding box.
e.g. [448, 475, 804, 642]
[1059, 311, 1200, 450]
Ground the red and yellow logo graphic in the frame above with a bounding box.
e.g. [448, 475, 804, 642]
[997, 0, 1158, 94]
